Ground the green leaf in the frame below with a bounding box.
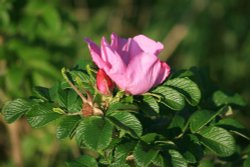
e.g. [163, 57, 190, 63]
[56, 115, 81, 139]
[1, 98, 32, 123]
[168, 149, 188, 167]
[189, 106, 228, 133]
[66, 90, 82, 113]
[107, 111, 142, 138]
[198, 126, 236, 157]
[141, 133, 164, 144]
[26, 103, 61, 128]
[111, 142, 136, 167]
[49, 84, 81, 112]
[69, 70, 95, 95]
[66, 155, 98, 167]
[212, 90, 246, 107]
[134, 142, 159, 167]
[216, 118, 250, 141]
[107, 102, 138, 114]
[165, 77, 201, 106]
[139, 95, 159, 115]
[153, 86, 185, 111]
[76, 116, 113, 151]
[189, 110, 213, 133]
[176, 134, 203, 163]
[49, 83, 68, 107]
[167, 114, 186, 138]
[33, 86, 51, 101]
[151, 154, 165, 167]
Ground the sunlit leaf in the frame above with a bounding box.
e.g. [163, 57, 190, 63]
[165, 78, 201, 106]
[26, 103, 61, 128]
[134, 142, 159, 167]
[107, 111, 142, 138]
[56, 115, 81, 139]
[76, 116, 113, 151]
[198, 126, 236, 157]
[153, 86, 185, 111]
[2, 98, 32, 123]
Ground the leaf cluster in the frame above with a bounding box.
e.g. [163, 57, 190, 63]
[1, 66, 249, 167]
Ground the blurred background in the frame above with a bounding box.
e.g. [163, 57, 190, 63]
[0, 0, 249, 166]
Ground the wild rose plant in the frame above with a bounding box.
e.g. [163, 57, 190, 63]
[1, 34, 248, 167]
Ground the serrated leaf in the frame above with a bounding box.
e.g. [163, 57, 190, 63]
[107, 111, 142, 138]
[216, 118, 250, 141]
[153, 86, 185, 111]
[76, 116, 113, 151]
[26, 103, 61, 128]
[189, 107, 228, 133]
[66, 90, 82, 113]
[56, 115, 81, 139]
[168, 149, 188, 167]
[134, 142, 159, 167]
[198, 126, 236, 157]
[66, 155, 98, 167]
[49, 84, 81, 112]
[2, 98, 32, 123]
[49, 83, 68, 107]
[140, 95, 159, 115]
[151, 153, 165, 167]
[165, 78, 201, 106]
[212, 90, 246, 107]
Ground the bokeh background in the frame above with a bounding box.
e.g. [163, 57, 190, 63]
[0, 0, 249, 166]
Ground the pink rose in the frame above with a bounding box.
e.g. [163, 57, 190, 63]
[96, 69, 115, 95]
[85, 33, 170, 95]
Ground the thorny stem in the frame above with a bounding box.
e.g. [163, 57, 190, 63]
[61, 68, 103, 116]
[61, 68, 91, 104]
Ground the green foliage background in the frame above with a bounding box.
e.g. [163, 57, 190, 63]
[0, 0, 249, 166]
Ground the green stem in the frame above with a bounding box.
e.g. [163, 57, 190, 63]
[175, 119, 190, 139]
[142, 92, 162, 101]
[61, 68, 88, 104]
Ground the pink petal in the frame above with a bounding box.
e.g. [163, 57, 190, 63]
[85, 38, 109, 69]
[114, 52, 170, 95]
[110, 33, 132, 65]
[101, 37, 126, 74]
[132, 35, 164, 56]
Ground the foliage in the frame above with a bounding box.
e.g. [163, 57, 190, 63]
[1, 0, 250, 166]
[0, 0, 79, 100]
[1, 64, 249, 167]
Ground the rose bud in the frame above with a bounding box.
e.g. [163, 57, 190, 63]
[96, 69, 115, 95]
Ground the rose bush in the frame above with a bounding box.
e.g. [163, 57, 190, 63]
[1, 33, 248, 167]
[85, 33, 171, 95]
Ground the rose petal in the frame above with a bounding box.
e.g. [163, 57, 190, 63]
[85, 38, 108, 69]
[110, 33, 132, 65]
[132, 35, 164, 56]
[101, 37, 126, 74]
